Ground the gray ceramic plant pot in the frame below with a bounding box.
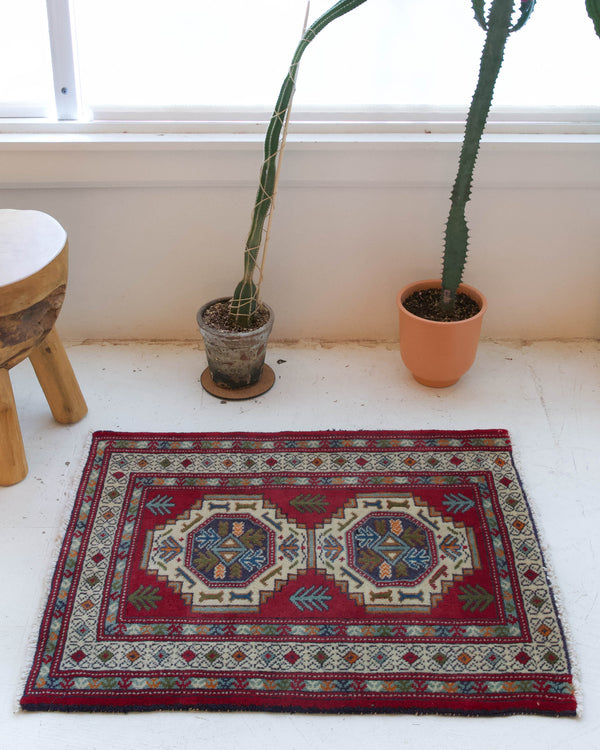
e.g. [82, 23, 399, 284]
[197, 297, 274, 390]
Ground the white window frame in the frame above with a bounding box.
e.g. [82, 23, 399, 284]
[1, 1, 599, 136]
[46, 0, 80, 120]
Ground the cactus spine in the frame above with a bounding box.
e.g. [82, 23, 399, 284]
[441, 0, 536, 311]
[229, 0, 369, 328]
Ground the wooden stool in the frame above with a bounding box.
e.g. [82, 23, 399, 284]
[0, 209, 87, 486]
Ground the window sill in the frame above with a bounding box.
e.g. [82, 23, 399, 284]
[1, 121, 599, 190]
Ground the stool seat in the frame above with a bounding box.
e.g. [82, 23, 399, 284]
[0, 209, 87, 486]
[0, 209, 66, 287]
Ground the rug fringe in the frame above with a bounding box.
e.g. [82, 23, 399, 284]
[509, 436, 582, 719]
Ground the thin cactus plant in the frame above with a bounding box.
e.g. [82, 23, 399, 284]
[586, 0, 600, 37]
[228, 0, 369, 329]
[440, 0, 536, 311]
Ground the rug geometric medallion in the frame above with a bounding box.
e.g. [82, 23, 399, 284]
[21, 430, 577, 715]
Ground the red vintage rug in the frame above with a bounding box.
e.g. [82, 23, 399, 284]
[21, 430, 576, 716]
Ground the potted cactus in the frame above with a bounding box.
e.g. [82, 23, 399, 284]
[197, 0, 369, 398]
[397, 0, 536, 387]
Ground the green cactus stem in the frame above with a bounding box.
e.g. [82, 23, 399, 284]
[586, 0, 600, 37]
[229, 0, 369, 328]
[441, 0, 535, 311]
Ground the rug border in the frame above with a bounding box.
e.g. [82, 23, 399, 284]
[497, 436, 577, 684]
[20, 700, 577, 717]
[88, 428, 512, 441]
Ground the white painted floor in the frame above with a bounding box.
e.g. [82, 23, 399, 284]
[1, 340, 599, 750]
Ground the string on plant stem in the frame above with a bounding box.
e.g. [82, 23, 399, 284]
[254, 2, 311, 306]
[229, 0, 369, 326]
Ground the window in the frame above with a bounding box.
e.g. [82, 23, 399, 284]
[0, 0, 54, 117]
[2, 0, 600, 125]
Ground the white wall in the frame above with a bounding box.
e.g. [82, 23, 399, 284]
[1, 133, 599, 342]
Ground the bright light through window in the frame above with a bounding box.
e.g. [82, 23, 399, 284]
[71, 0, 600, 114]
[1, 0, 599, 120]
[0, 0, 53, 115]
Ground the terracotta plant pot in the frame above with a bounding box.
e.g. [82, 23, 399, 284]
[396, 279, 487, 388]
[197, 297, 274, 392]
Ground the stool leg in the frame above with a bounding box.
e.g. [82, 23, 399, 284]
[0, 368, 28, 485]
[29, 328, 87, 425]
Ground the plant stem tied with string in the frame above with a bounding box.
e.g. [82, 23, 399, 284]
[229, 0, 369, 328]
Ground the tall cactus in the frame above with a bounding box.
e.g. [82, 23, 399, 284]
[229, 0, 369, 328]
[441, 0, 536, 310]
[586, 0, 600, 37]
